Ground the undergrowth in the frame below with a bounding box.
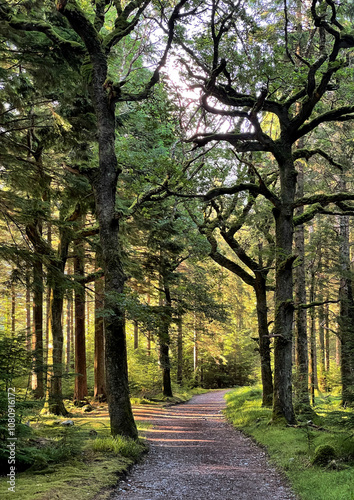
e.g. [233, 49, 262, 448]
[225, 386, 354, 500]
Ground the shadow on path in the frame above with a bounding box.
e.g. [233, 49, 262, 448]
[113, 390, 297, 500]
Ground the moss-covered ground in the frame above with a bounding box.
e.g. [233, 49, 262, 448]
[0, 387, 207, 500]
[225, 386, 354, 500]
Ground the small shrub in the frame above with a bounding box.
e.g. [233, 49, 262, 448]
[312, 444, 337, 466]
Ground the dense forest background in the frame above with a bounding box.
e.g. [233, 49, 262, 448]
[1, 0, 354, 454]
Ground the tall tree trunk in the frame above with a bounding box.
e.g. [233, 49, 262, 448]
[318, 300, 326, 391]
[272, 152, 296, 424]
[177, 316, 183, 385]
[147, 285, 151, 356]
[293, 154, 313, 413]
[66, 292, 72, 373]
[94, 273, 106, 400]
[193, 311, 198, 381]
[134, 321, 139, 349]
[309, 268, 317, 406]
[11, 282, 16, 335]
[48, 289, 68, 415]
[336, 336, 341, 367]
[90, 74, 137, 437]
[32, 256, 44, 398]
[26, 269, 31, 351]
[41, 228, 71, 416]
[159, 270, 173, 397]
[338, 207, 354, 406]
[45, 219, 52, 383]
[325, 299, 330, 375]
[74, 233, 88, 402]
[254, 273, 273, 407]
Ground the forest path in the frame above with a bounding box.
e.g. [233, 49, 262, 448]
[113, 390, 297, 500]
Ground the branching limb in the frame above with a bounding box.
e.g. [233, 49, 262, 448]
[293, 106, 354, 141]
[294, 192, 354, 208]
[293, 148, 343, 170]
[296, 299, 339, 310]
[0, 3, 84, 53]
[116, 0, 190, 102]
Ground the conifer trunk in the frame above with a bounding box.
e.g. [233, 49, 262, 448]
[338, 208, 354, 406]
[49, 289, 68, 415]
[11, 282, 15, 335]
[177, 316, 183, 385]
[309, 268, 317, 406]
[74, 233, 88, 402]
[26, 269, 31, 351]
[294, 153, 312, 413]
[94, 273, 106, 400]
[134, 321, 139, 350]
[254, 273, 273, 407]
[32, 256, 44, 398]
[159, 271, 173, 397]
[66, 293, 72, 373]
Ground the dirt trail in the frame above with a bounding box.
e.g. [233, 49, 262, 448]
[113, 390, 297, 500]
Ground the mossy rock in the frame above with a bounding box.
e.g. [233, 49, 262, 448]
[312, 444, 337, 466]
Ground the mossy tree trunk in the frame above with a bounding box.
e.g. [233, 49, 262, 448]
[272, 150, 297, 425]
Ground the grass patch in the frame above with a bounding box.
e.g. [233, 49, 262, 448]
[225, 386, 354, 500]
[0, 387, 206, 499]
[0, 407, 147, 500]
[92, 435, 146, 460]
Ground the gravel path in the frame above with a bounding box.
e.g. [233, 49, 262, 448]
[113, 390, 297, 500]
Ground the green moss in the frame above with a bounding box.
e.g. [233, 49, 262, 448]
[225, 386, 354, 500]
[0, 409, 145, 500]
[0, 454, 131, 500]
[312, 444, 337, 466]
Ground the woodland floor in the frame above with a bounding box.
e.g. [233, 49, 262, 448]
[111, 390, 298, 500]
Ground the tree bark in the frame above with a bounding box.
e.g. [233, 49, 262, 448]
[26, 269, 31, 351]
[318, 300, 326, 391]
[272, 151, 297, 424]
[11, 282, 16, 335]
[94, 273, 106, 400]
[32, 256, 44, 398]
[254, 273, 273, 407]
[48, 289, 68, 415]
[134, 321, 139, 350]
[338, 209, 354, 406]
[159, 270, 173, 397]
[309, 267, 317, 406]
[325, 299, 330, 374]
[177, 316, 183, 385]
[66, 292, 72, 373]
[74, 233, 88, 402]
[293, 150, 312, 413]
[92, 90, 137, 438]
